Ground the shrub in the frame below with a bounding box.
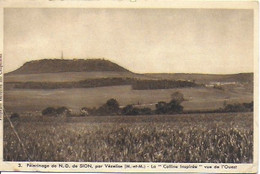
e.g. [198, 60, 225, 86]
[106, 98, 120, 113]
[95, 98, 120, 116]
[139, 107, 152, 115]
[132, 79, 198, 90]
[122, 105, 152, 116]
[222, 102, 253, 112]
[171, 91, 185, 104]
[213, 85, 224, 90]
[155, 101, 168, 114]
[243, 102, 253, 111]
[56, 106, 70, 114]
[167, 99, 184, 113]
[42, 107, 57, 116]
[56, 106, 71, 117]
[155, 100, 183, 114]
[122, 105, 139, 115]
[80, 107, 89, 116]
[10, 113, 19, 120]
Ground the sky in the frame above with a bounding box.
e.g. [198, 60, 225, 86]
[4, 8, 253, 74]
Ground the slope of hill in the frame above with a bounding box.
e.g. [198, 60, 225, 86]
[5, 71, 253, 85]
[7, 58, 130, 75]
[4, 72, 140, 82]
[4, 58, 253, 92]
[145, 73, 253, 84]
[4, 58, 253, 113]
[6, 58, 253, 84]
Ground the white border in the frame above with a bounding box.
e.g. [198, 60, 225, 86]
[0, 0, 258, 173]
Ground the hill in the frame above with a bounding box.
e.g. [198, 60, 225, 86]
[6, 58, 253, 84]
[4, 58, 253, 92]
[4, 71, 147, 83]
[145, 73, 253, 84]
[5, 71, 253, 85]
[7, 58, 130, 75]
[4, 58, 253, 113]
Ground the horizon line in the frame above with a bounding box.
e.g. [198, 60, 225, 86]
[4, 57, 254, 75]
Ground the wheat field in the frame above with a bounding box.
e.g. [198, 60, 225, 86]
[4, 112, 253, 163]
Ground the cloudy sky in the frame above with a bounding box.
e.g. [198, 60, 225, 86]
[4, 8, 253, 74]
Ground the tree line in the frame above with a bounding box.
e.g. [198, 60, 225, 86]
[39, 100, 253, 118]
[39, 92, 186, 117]
[9, 91, 253, 119]
[10, 78, 199, 90]
[41, 98, 184, 117]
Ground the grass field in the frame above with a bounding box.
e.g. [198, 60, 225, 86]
[4, 85, 253, 113]
[4, 112, 253, 162]
[4, 72, 148, 82]
[4, 72, 253, 83]
[4, 71, 254, 163]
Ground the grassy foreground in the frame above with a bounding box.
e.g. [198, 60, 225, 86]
[4, 112, 253, 163]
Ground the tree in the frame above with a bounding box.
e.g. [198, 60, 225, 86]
[122, 105, 152, 115]
[42, 107, 57, 116]
[56, 107, 68, 114]
[139, 107, 152, 115]
[56, 106, 71, 117]
[243, 101, 253, 111]
[106, 98, 120, 112]
[106, 98, 119, 110]
[222, 102, 253, 112]
[95, 98, 120, 116]
[167, 99, 183, 113]
[122, 105, 134, 115]
[155, 101, 168, 114]
[171, 91, 185, 104]
[121, 105, 139, 115]
[155, 100, 183, 114]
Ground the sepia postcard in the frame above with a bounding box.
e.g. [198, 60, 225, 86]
[0, 0, 258, 173]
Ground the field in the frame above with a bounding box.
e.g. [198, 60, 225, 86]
[4, 72, 253, 83]
[4, 112, 253, 163]
[4, 70, 254, 163]
[5, 72, 142, 82]
[4, 85, 253, 113]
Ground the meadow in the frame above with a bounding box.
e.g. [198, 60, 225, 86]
[4, 86, 252, 113]
[4, 72, 253, 84]
[4, 112, 253, 163]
